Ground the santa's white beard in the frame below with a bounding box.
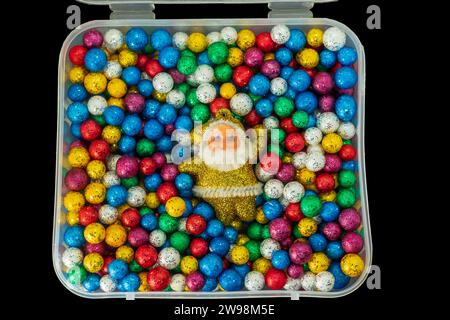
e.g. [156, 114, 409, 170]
[201, 143, 248, 172]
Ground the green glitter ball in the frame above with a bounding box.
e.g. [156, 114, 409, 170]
[274, 97, 294, 118]
[181, 49, 196, 58]
[343, 139, 352, 145]
[91, 114, 106, 127]
[303, 264, 309, 272]
[208, 41, 229, 65]
[336, 188, 356, 208]
[139, 207, 154, 216]
[247, 222, 263, 240]
[316, 64, 327, 72]
[232, 113, 243, 121]
[214, 64, 232, 83]
[170, 231, 190, 253]
[62, 167, 68, 177]
[144, 43, 154, 54]
[177, 55, 197, 75]
[263, 193, 271, 201]
[249, 93, 262, 104]
[186, 88, 199, 107]
[270, 128, 286, 143]
[121, 176, 139, 189]
[191, 104, 210, 123]
[293, 223, 302, 238]
[292, 111, 309, 128]
[177, 82, 190, 95]
[301, 195, 322, 217]
[244, 240, 261, 261]
[158, 213, 179, 233]
[129, 259, 144, 273]
[261, 224, 271, 239]
[136, 138, 155, 157]
[67, 265, 87, 285]
[171, 262, 182, 274]
[338, 170, 356, 187]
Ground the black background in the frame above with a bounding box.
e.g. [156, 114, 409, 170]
[9, 0, 414, 316]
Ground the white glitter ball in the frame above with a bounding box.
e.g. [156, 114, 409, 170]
[196, 83, 216, 104]
[270, 77, 288, 96]
[264, 179, 284, 199]
[127, 186, 146, 207]
[87, 95, 108, 116]
[102, 171, 121, 188]
[244, 271, 265, 291]
[178, 218, 187, 232]
[230, 93, 253, 116]
[317, 112, 340, 134]
[300, 272, 316, 291]
[186, 73, 200, 87]
[104, 61, 122, 80]
[315, 271, 335, 292]
[260, 238, 281, 259]
[304, 127, 323, 145]
[305, 152, 326, 172]
[284, 276, 302, 291]
[106, 154, 121, 171]
[338, 122, 356, 140]
[270, 24, 290, 45]
[263, 116, 279, 129]
[149, 229, 167, 248]
[194, 64, 215, 84]
[62, 247, 83, 268]
[172, 32, 188, 50]
[99, 205, 119, 224]
[166, 89, 186, 108]
[283, 181, 305, 203]
[255, 163, 275, 182]
[158, 247, 181, 270]
[292, 152, 307, 169]
[307, 144, 324, 154]
[207, 31, 222, 45]
[170, 274, 186, 292]
[100, 275, 117, 292]
[220, 27, 238, 45]
[104, 29, 124, 53]
[323, 27, 346, 51]
[152, 72, 174, 93]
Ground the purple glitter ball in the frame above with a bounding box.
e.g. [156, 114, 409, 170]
[341, 232, 364, 253]
[85, 242, 106, 256]
[127, 227, 149, 248]
[276, 163, 295, 183]
[289, 241, 313, 264]
[65, 168, 89, 191]
[83, 29, 103, 48]
[312, 72, 334, 94]
[322, 222, 342, 241]
[338, 88, 354, 95]
[280, 237, 292, 249]
[318, 94, 336, 112]
[161, 163, 179, 182]
[186, 272, 205, 291]
[116, 155, 139, 178]
[287, 264, 304, 279]
[244, 47, 264, 67]
[165, 124, 175, 135]
[169, 68, 187, 84]
[261, 60, 280, 79]
[152, 152, 167, 168]
[324, 154, 342, 173]
[338, 208, 361, 231]
[125, 93, 145, 113]
[269, 218, 292, 241]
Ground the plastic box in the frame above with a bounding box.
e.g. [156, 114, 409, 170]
[54, 0, 372, 299]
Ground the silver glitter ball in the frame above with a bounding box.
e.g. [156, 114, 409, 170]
[315, 271, 335, 292]
[220, 27, 238, 45]
[270, 24, 290, 45]
[260, 238, 281, 259]
[300, 272, 316, 291]
[106, 154, 121, 171]
[102, 171, 121, 188]
[170, 273, 186, 292]
[104, 61, 122, 80]
[263, 179, 284, 199]
[100, 275, 117, 292]
[323, 27, 346, 51]
[99, 205, 119, 224]
[317, 112, 340, 134]
[292, 152, 307, 169]
[149, 229, 167, 248]
[305, 152, 326, 172]
[87, 95, 108, 116]
[166, 89, 186, 108]
[104, 29, 124, 53]
[173, 32, 188, 50]
[127, 186, 146, 207]
[196, 83, 216, 104]
[152, 72, 174, 93]
[283, 181, 305, 203]
[230, 93, 253, 116]
[62, 247, 83, 268]
[244, 271, 265, 291]
[304, 127, 323, 145]
[284, 276, 302, 291]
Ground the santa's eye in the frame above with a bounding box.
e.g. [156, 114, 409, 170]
[214, 135, 222, 142]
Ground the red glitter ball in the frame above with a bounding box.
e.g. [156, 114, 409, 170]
[284, 203, 303, 222]
[121, 208, 141, 228]
[186, 214, 207, 236]
[101, 256, 114, 275]
[80, 119, 102, 141]
[315, 173, 336, 193]
[147, 266, 170, 291]
[256, 32, 277, 53]
[79, 205, 99, 226]
[280, 117, 297, 134]
[189, 238, 209, 258]
[135, 245, 158, 268]
[232, 65, 254, 87]
[145, 59, 164, 78]
[152, 152, 167, 168]
[89, 139, 110, 161]
[140, 157, 158, 176]
[265, 268, 287, 290]
[136, 54, 149, 70]
[284, 132, 305, 153]
[156, 182, 178, 204]
[69, 45, 88, 66]
[64, 168, 89, 191]
[210, 98, 230, 116]
[244, 109, 262, 127]
[300, 67, 317, 78]
[339, 144, 357, 161]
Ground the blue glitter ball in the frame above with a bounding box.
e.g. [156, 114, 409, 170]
[121, 114, 142, 136]
[122, 66, 141, 86]
[255, 194, 264, 207]
[262, 200, 283, 220]
[144, 173, 163, 191]
[199, 231, 211, 241]
[137, 79, 154, 97]
[288, 70, 311, 92]
[84, 48, 107, 72]
[219, 269, 243, 291]
[280, 66, 294, 80]
[157, 103, 177, 125]
[309, 233, 327, 252]
[144, 119, 164, 140]
[126, 27, 148, 52]
[193, 202, 214, 221]
[295, 91, 318, 113]
[118, 135, 136, 153]
[182, 198, 193, 216]
[285, 87, 296, 100]
[83, 274, 100, 292]
[202, 278, 218, 291]
[305, 114, 317, 129]
[342, 160, 357, 171]
[175, 115, 193, 131]
[103, 106, 125, 126]
[175, 173, 193, 191]
[209, 236, 230, 257]
[106, 185, 128, 207]
[141, 213, 158, 231]
[224, 227, 238, 243]
[179, 106, 191, 116]
[197, 51, 212, 66]
[255, 98, 273, 117]
[334, 66, 358, 89]
[159, 46, 180, 69]
[267, 93, 277, 103]
[118, 273, 141, 292]
[326, 241, 345, 260]
[108, 259, 129, 280]
[337, 47, 357, 66]
[319, 49, 337, 69]
[71, 123, 81, 138]
[249, 74, 270, 96]
[320, 202, 340, 222]
[232, 264, 250, 279]
[335, 94, 357, 121]
[63, 226, 85, 248]
[143, 100, 160, 119]
[68, 84, 88, 102]
[271, 250, 290, 270]
[285, 29, 306, 52]
[150, 29, 172, 51]
[206, 219, 224, 238]
[304, 190, 317, 197]
[67, 102, 89, 123]
[329, 261, 350, 289]
[156, 135, 173, 152]
[275, 47, 293, 66]
[199, 253, 223, 278]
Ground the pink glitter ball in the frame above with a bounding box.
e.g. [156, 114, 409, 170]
[125, 93, 145, 113]
[276, 163, 295, 183]
[186, 272, 205, 291]
[261, 60, 280, 79]
[269, 218, 292, 241]
[85, 242, 106, 256]
[165, 124, 175, 135]
[161, 163, 179, 182]
[287, 264, 304, 279]
[322, 222, 342, 241]
[289, 242, 313, 264]
[324, 154, 342, 173]
[244, 47, 264, 67]
[312, 72, 334, 94]
[83, 29, 103, 48]
[65, 168, 89, 191]
[338, 208, 361, 231]
[152, 152, 167, 168]
[168, 68, 186, 84]
[338, 88, 354, 95]
[280, 237, 293, 249]
[127, 227, 149, 248]
[70, 140, 86, 149]
[319, 94, 336, 112]
[341, 232, 364, 253]
[116, 155, 139, 178]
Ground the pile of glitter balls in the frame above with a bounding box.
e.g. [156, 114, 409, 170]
[61, 24, 365, 294]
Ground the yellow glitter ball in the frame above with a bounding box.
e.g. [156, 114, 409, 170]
[128, 86, 139, 94]
[103, 48, 111, 60]
[307, 28, 324, 48]
[264, 53, 275, 61]
[84, 73, 107, 95]
[230, 245, 250, 265]
[166, 196, 186, 217]
[84, 182, 106, 204]
[110, 143, 118, 153]
[108, 97, 124, 109]
[282, 153, 293, 164]
[107, 78, 128, 98]
[187, 32, 208, 53]
[118, 204, 131, 215]
[119, 49, 138, 67]
[145, 192, 160, 209]
[296, 168, 316, 186]
[84, 222, 106, 244]
[67, 211, 79, 226]
[253, 257, 272, 275]
[63, 191, 85, 212]
[322, 133, 343, 153]
[227, 47, 244, 67]
[296, 48, 319, 69]
[69, 66, 87, 84]
[86, 160, 106, 180]
[180, 256, 198, 275]
[298, 217, 317, 237]
[306, 184, 318, 192]
[340, 253, 365, 277]
[68, 146, 90, 168]
[109, 54, 119, 62]
[105, 224, 127, 248]
[236, 29, 256, 50]
[102, 125, 121, 144]
[83, 253, 104, 273]
[138, 272, 149, 291]
[153, 90, 167, 102]
[255, 207, 268, 224]
[116, 245, 135, 263]
[320, 190, 337, 202]
[308, 252, 331, 274]
[236, 234, 250, 246]
[231, 220, 243, 231]
[219, 82, 237, 100]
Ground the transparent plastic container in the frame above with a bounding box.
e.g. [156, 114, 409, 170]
[54, 0, 372, 299]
